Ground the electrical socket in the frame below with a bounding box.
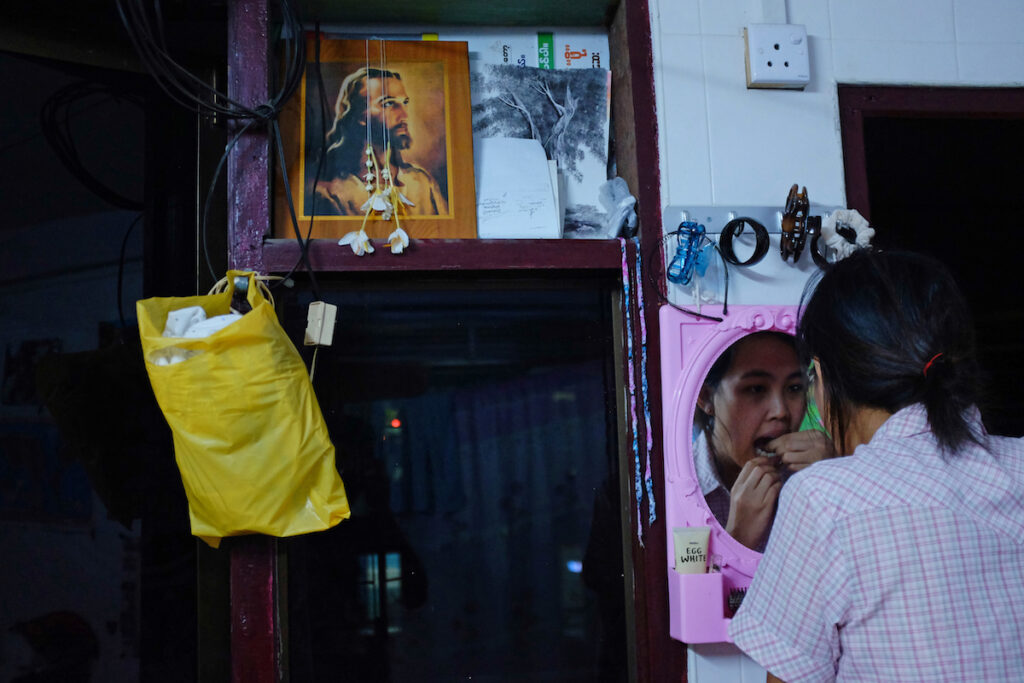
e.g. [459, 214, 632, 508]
[744, 24, 810, 90]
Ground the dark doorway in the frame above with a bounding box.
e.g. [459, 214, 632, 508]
[839, 85, 1024, 437]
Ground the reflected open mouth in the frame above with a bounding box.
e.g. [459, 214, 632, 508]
[754, 436, 775, 457]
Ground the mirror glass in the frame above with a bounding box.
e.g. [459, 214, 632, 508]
[281, 276, 631, 681]
[691, 331, 808, 551]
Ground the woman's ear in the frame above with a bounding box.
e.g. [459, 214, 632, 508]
[697, 386, 714, 417]
[812, 359, 827, 413]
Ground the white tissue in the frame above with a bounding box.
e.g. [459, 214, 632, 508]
[598, 177, 638, 239]
[182, 313, 243, 338]
[152, 305, 244, 365]
[162, 306, 208, 337]
[150, 347, 200, 366]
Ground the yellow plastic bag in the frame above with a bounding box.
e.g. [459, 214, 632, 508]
[137, 271, 349, 547]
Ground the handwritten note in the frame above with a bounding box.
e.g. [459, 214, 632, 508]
[473, 137, 562, 239]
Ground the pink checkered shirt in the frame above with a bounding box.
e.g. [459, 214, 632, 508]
[730, 404, 1024, 682]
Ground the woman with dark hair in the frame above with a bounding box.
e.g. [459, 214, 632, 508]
[694, 331, 834, 550]
[730, 249, 1024, 682]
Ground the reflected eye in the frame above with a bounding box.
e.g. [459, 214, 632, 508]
[743, 384, 768, 395]
[788, 382, 807, 394]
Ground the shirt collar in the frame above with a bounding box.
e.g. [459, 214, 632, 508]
[693, 431, 727, 497]
[866, 402, 986, 447]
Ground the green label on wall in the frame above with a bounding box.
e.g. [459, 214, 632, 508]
[537, 32, 554, 69]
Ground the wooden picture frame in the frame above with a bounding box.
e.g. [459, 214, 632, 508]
[274, 39, 477, 240]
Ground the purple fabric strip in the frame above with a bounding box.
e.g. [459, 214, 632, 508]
[620, 238, 644, 543]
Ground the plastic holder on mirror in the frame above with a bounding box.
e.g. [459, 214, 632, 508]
[668, 571, 731, 643]
[660, 303, 799, 644]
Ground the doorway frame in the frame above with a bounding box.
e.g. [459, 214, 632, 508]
[838, 85, 1024, 220]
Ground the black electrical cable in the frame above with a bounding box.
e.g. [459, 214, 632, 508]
[274, 23, 332, 290]
[116, 0, 235, 116]
[200, 118, 261, 282]
[118, 0, 321, 299]
[115, 0, 306, 120]
[39, 81, 145, 211]
[644, 228, 729, 322]
[36, 81, 146, 329]
[272, 117, 322, 302]
[118, 212, 145, 328]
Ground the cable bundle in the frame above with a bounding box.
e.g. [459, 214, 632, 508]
[114, 0, 305, 122]
[40, 81, 145, 211]
[116, 0, 321, 298]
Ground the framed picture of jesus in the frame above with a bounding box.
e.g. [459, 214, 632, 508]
[274, 38, 477, 240]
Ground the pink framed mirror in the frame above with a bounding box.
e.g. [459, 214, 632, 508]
[659, 303, 800, 643]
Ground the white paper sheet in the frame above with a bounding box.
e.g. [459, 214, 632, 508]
[474, 137, 561, 239]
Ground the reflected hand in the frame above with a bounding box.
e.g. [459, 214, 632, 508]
[725, 456, 782, 550]
[767, 430, 837, 473]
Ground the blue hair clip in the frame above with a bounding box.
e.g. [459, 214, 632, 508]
[667, 221, 707, 285]
[694, 242, 715, 278]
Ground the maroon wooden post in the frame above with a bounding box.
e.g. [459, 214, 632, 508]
[227, 0, 270, 275]
[228, 536, 280, 682]
[623, 0, 682, 680]
[226, 0, 278, 681]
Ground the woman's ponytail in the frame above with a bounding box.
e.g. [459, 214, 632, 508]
[799, 249, 985, 456]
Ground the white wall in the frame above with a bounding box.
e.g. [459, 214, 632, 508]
[649, 0, 1024, 680]
[651, 0, 1024, 213]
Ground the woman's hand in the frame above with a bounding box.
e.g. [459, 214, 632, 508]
[726, 456, 782, 549]
[767, 429, 836, 473]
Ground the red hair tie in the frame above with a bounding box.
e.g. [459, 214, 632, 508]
[922, 352, 944, 377]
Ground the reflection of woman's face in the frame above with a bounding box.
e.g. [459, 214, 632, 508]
[701, 335, 806, 482]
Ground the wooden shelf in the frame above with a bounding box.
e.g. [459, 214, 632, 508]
[296, 0, 619, 27]
[263, 237, 627, 273]
[253, 0, 645, 277]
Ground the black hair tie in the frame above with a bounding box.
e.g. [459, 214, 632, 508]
[719, 217, 770, 266]
[807, 215, 829, 268]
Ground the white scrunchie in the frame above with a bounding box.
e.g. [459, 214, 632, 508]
[821, 208, 875, 259]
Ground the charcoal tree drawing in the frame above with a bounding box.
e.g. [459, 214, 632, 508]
[472, 64, 610, 236]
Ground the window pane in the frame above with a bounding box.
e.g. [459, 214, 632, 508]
[283, 278, 629, 682]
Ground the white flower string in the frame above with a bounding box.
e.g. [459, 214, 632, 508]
[375, 39, 414, 249]
[338, 39, 411, 256]
[387, 226, 409, 253]
[338, 228, 373, 255]
[363, 38, 374, 197]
